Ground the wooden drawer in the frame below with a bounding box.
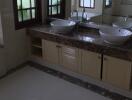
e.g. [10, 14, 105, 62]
[62, 45, 77, 56]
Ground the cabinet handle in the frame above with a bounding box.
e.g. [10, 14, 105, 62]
[104, 57, 108, 61]
[56, 45, 62, 48]
[98, 55, 101, 59]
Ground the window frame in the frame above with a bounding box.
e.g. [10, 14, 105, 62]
[79, 0, 95, 9]
[47, 0, 66, 19]
[13, 0, 42, 30]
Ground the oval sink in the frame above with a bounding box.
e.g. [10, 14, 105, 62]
[99, 25, 132, 45]
[50, 19, 76, 34]
[113, 21, 132, 29]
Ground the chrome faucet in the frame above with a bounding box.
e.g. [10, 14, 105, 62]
[72, 10, 79, 20]
[82, 8, 88, 22]
[82, 8, 85, 21]
[124, 16, 129, 22]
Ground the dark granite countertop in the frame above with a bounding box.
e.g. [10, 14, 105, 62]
[27, 25, 132, 61]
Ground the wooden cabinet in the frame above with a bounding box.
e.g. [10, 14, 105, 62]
[41, 39, 132, 90]
[42, 40, 81, 72]
[81, 50, 102, 80]
[31, 37, 42, 57]
[102, 56, 132, 90]
[42, 40, 60, 65]
[61, 45, 81, 72]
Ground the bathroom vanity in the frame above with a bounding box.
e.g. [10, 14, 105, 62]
[27, 25, 132, 90]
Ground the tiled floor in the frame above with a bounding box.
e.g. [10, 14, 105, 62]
[0, 66, 111, 100]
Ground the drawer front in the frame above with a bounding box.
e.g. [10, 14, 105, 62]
[62, 54, 79, 72]
[62, 45, 77, 56]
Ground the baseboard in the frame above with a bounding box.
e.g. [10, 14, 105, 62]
[0, 61, 29, 80]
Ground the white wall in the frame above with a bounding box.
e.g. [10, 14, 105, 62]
[0, 0, 29, 71]
[0, 1, 6, 76]
[65, 0, 71, 18]
[41, 0, 47, 23]
[0, 13, 4, 45]
[0, 48, 6, 76]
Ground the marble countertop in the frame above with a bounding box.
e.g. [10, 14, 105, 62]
[27, 25, 132, 61]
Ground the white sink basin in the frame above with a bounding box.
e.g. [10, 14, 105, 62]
[99, 25, 132, 45]
[50, 19, 76, 34]
[113, 21, 132, 29]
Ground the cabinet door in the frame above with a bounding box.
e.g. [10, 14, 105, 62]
[102, 56, 132, 90]
[82, 50, 101, 80]
[42, 40, 59, 65]
[61, 45, 80, 72]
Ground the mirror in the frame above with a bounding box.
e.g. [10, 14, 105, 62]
[121, 0, 132, 5]
[66, 0, 132, 27]
[103, 0, 132, 26]
[70, 0, 104, 24]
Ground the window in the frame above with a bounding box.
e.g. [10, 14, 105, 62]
[48, 0, 65, 18]
[13, 0, 42, 29]
[79, 0, 95, 8]
[105, 0, 112, 7]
